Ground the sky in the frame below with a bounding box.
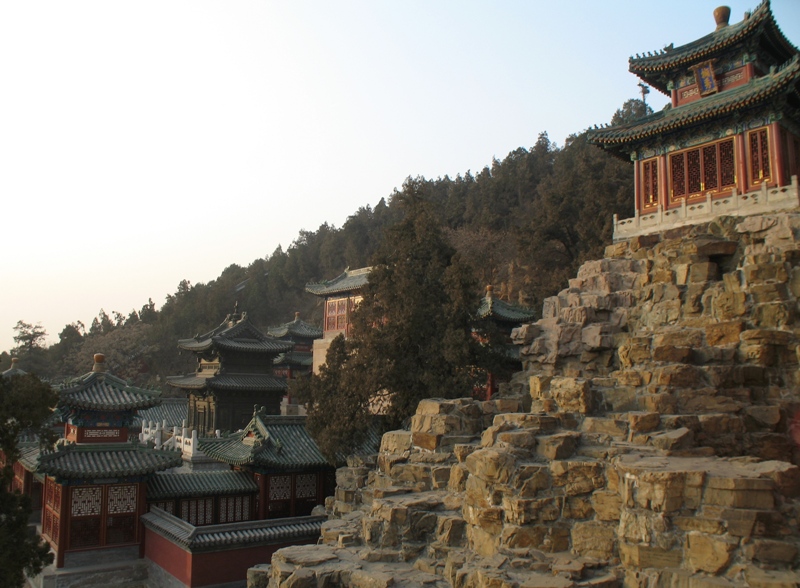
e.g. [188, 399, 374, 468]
[2, 1, 799, 352]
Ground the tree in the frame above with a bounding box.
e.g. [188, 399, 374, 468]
[11, 321, 49, 376]
[298, 180, 488, 461]
[0, 374, 57, 586]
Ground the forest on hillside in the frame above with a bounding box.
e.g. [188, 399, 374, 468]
[1, 100, 648, 388]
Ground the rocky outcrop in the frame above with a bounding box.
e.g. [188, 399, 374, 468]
[251, 214, 800, 588]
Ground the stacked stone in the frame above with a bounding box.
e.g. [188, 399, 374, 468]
[252, 214, 800, 588]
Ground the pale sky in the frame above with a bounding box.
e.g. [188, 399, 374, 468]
[2, 1, 799, 352]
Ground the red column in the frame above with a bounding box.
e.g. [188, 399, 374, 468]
[633, 160, 641, 213]
[658, 155, 668, 209]
[770, 122, 785, 186]
[735, 134, 747, 192]
[56, 482, 68, 568]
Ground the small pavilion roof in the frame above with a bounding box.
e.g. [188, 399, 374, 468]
[141, 508, 324, 552]
[134, 397, 189, 429]
[58, 355, 162, 412]
[629, 1, 798, 94]
[273, 351, 313, 368]
[2, 358, 27, 378]
[268, 313, 323, 340]
[177, 309, 292, 355]
[588, 56, 800, 158]
[199, 414, 329, 469]
[37, 442, 182, 480]
[147, 470, 258, 500]
[305, 267, 371, 297]
[200, 411, 382, 468]
[476, 286, 536, 324]
[167, 373, 288, 393]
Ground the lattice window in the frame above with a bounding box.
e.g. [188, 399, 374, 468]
[720, 139, 735, 186]
[108, 485, 137, 515]
[45, 478, 55, 508]
[70, 517, 102, 549]
[296, 474, 318, 499]
[43, 509, 53, 540]
[219, 495, 250, 523]
[106, 514, 136, 545]
[642, 159, 658, 206]
[181, 498, 214, 526]
[52, 514, 60, 546]
[71, 486, 102, 517]
[150, 501, 175, 515]
[671, 154, 686, 199]
[270, 475, 292, 501]
[54, 484, 62, 513]
[749, 128, 771, 183]
[703, 145, 718, 190]
[687, 149, 701, 194]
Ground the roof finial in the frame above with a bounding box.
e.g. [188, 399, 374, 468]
[294, 311, 300, 321]
[92, 353, 106, 373]
[486, 285, 494, 299]
[714, 6, 731, 30]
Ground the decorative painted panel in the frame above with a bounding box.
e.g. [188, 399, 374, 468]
[269, 475, 292, 501]
[71, 486, 102, 517]
[69, 517, 102, 549]
[749, 128, 771, 183]
[296, 474, 318, 499]
[107, 485, 137, 515]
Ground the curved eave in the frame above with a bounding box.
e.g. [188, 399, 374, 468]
[59, 373, 162, 411]
[37, 445, 182, 479]
[589, 58, 800, 156]
[206, 374, 288, 393]
[177, 338, 213, 352]
[629, 2, 797, 92]
[212, 337, 293, 354]
[166, 375, 209, 390]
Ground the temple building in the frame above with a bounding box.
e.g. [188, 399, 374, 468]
[588, 1, 800, 240]
[268, 312, 322, 381]
[167, 306, 293, 435]
[475, 285, 537, 399]
[35, 354, 182, 569]
[305, 266, 371, 372]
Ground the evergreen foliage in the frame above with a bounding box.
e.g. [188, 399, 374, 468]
[6, 100, 644, 387]
[295, 183, 489, 461]
[0, 374, 57, 587]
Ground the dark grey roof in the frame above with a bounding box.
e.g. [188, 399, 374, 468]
[58, 371, 162, 412]
[268, 315, 323, 340]
[199, 413, 381, 469]
[305, 267, 371, 296]
[147, 470, 258, 500]
[177, 313, 292, 355]
[476, 288, 536, 324]
[134, 398, 188, 429]
[141, 507, 324, 552]
[2, 359, 26, 378]
[37, 442, 182, 479]
[274, 351, 313, 368]
[629, 1, 798, 94]
[167, 374, 288, 393]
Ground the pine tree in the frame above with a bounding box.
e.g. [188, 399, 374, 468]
[298, 180, 487, 461]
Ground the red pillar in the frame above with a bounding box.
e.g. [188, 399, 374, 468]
[633, 159, 641, 213]
[770, 122, 785, 186]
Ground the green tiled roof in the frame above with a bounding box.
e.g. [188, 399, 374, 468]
[200, 415, 328, 469]
[274, 351, 313, 368]
[200, 413, 381, 468]
[37, 442, 182, 480]
[268, 314, 323, 340]
[629, 1, 797, 94]
[167, 373, 288, 393]
[141, 508, 324, 552]
[59, 371, 162, 412]
[147, 470, 258, 500]
[18, 442, 41, 471]
[178, 313, 292, 355]
[476, 288, 536, 324]
[134, 398, 188, 429]
[305, 267, 371, 296]
[588, 56, 800, 158]
[2, 358, 27, 378]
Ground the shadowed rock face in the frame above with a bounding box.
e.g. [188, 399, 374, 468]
[252, 214, 800, 588]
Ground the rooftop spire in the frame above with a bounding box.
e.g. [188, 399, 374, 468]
[92, 353, 106, 373]
[714, 6, 731, 30]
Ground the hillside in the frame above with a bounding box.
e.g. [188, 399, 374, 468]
[2, 101, 646, 385]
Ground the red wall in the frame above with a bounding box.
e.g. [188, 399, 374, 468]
[144, 527, 305, 587]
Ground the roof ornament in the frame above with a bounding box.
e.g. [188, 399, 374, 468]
[92, 353, 107, 374]
[714, 6, 731, 31]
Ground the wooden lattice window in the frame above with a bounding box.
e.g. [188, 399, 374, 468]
[325, 298, 349, 332]
[180, 498, 214, 526]
[219, 495, 250, 523]
[106, 514, 137, 545]
[670, 138, 736, 202]
[149, 501, 175, 515]
[641, 158, 658, 206]
[749, 128, 771, 184]
[70, 517, 102, 549]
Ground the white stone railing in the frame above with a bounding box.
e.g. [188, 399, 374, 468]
[139, 420, 220, 459]
[613, 175, 799, 242]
